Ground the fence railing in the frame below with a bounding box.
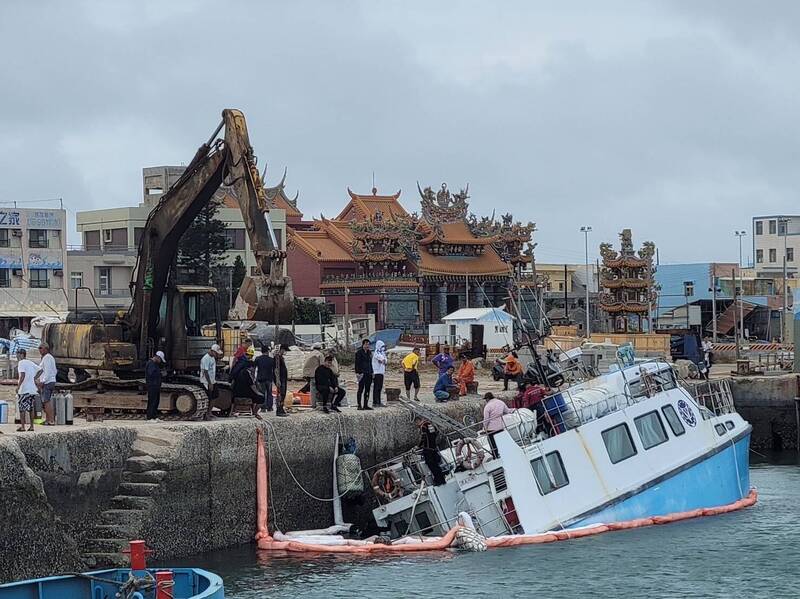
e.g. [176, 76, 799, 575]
[692, 379, 736, 416]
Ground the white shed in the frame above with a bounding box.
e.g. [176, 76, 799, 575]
[429, 307, 514, 350]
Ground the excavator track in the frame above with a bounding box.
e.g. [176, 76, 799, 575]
[58, 376, 209, 421]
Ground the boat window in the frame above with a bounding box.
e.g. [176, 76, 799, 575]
[725, 420, 735, 431]
[661, 404, 686, 437]
[415, 511, 433, 534]
[715, 423, 727, 436]
[602, 423, 638, 464]
[530, 451, 569, 495]
[634, 411, 669, 450]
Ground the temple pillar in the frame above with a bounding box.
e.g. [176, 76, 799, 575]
[438, 285, 448, 320]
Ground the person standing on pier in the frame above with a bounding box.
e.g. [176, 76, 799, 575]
[401, 347, 422, 402]
[432, 345, 454, 375]
[16, 349, 38, 431]
[255, 345, 275, 412]
[35, 342, 57, 425]
[302, 343, 324, 409]
[274, 344, 290, 417]
[371, 340, 387, 407]
[354, 339, 373, 410]
[199, 344, 222, 420]
[145, 351, 165, 421]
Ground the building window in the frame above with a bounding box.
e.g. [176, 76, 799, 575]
[30, 269, 49, 288]
[70, 272, 83, 289]
[98, 267, 111, 296]
[223, 228, 246, 250]
[756, 249, 763, 264]
[602, 423, 637, 464]
[683, 281, 694, 297]
[788, 248, 794, 263]
[0, 269, 9, 288]
[29, 229, 48, 249]
[0, 229, 9, 248]
[769, 220, 776, 234]
[103, 229, 113, 244]
[634, 411, 669, 450]
[558, 282, 564, 291]
[530, 451, 569, 495]
[755, 221, 763, 235]
[778, 220, 787, 236]
[661, 404, 686, 437]
[769, 248, 776, 263]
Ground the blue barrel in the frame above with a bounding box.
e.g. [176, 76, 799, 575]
[543, 393, 567, 433]
[0, 400, 7, 424]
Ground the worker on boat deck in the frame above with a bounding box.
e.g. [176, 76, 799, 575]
[432, 345, 454, 375]
[231, 346, 264, 420]
[455, 354, 475, 396]
[354, 338, 373, 410]
[302, 343, 324, 409]
[483, 392, 511, 457]
[199, 344, 222, 420]
[415, 416, 446, 486]
[314, 354, 344, 414]
[433, 365, 456, 402]
[401, 347, 422, 402]
[274, 344, 290, 417]
[145, 351, 165, 421]
[255, 345, 275, 412]
[502, 351, 523, 391]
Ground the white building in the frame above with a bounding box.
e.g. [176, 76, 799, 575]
[69, 166, 288, 310]
[429, 307, 514, 350]
[0, 206, 69, 335]
[752, 214, 800, 279]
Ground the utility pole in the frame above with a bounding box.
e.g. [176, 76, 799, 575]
[564, 264, 569, 322]
[344, 286, 350, 347]
[710, 267, 718, 343]
[779, 217, 789, 344]
[733, 268, 740, 361]
[580, 226, 592, 337]
[735, 230, 747, 268]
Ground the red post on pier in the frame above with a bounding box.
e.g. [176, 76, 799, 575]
[155, 570, 174, 599]
[123, 540, 152, 571]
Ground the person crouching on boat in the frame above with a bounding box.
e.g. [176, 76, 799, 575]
[415, 416, 446, 486]
[455, 354, 475, 396]
[483, 392, 511, 457]
[434, 366, 456, 402]
[503, 351, 524, 391]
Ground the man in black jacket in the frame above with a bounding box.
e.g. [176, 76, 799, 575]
[353, 338, 373, 411]
[315, 355, 344, 414]
[254, 345, 275, 412]
[274, 344, 290, 417]
[145, 351, 164, 421]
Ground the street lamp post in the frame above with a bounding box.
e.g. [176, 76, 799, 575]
[734, 230, 747, 268]
[580, 226, 592, 338]
[779, 217, 790, 343]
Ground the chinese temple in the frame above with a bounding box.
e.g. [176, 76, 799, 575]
[599, 229, 657, 332]
[284, 183, 535, 329]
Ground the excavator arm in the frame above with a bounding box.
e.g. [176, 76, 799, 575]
[128, 109, 293, 358]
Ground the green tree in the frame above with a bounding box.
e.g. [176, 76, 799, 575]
[177, 196, 230, 285]
[293, 297, 333, 324]
[231, 255, 246, 293]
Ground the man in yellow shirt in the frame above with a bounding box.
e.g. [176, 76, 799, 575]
[402, 347, 422, 401]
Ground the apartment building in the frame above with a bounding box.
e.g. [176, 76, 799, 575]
[752, 215, 800, 278]
[69, 166, 287, 310]
[0, 206, 68, 335]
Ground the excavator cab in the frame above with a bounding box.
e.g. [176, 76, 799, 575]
[159, 285, 222, 373]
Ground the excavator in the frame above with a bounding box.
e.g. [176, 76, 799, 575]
[42, 109, 294, 419]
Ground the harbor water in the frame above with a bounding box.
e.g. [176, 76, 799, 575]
[177, 457, 799, 598]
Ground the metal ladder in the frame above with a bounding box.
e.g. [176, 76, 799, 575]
[397, 397, 470, 439]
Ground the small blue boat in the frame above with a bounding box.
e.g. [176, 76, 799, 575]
[0, 568, 224, 599]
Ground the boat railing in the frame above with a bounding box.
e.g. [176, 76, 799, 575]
[691, 378, 736, 416]
[364, 449, 434, 506]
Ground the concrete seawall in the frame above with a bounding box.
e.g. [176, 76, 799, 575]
[728, 375, 799, 451]
[0, 401, 483, 583]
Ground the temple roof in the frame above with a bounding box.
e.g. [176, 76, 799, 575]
[264, 168, 303, 218]
[418, 250, 511, 276]
[337, 188, 408, 221]
[288, 229, 352, 262]
[419, 221, 495, 245]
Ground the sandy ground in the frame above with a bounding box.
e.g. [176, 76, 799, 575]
[0, 362, 736, 436]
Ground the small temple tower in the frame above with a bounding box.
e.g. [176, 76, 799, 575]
[598, 229, 657, 333]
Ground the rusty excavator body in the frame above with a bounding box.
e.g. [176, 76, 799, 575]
[42, 109, 293, 419]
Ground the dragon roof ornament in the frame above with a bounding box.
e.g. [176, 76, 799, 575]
[418, 182, 470, 224]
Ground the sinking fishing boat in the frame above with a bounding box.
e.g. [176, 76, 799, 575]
[0, 541, 224, 599]
[370, 358, 752, 539]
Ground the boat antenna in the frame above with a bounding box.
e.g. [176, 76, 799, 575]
[505, 277, 553, 389]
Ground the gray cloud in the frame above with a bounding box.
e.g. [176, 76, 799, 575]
[1, 0, 798, 265]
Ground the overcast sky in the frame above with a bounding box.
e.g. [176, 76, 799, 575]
[2, 1, 798, 265]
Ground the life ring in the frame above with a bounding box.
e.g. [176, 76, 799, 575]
[455, 438, 485, 470]
[372, 468, 403, 500]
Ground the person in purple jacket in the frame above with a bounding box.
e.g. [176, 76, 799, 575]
[432, 345, 454, 375]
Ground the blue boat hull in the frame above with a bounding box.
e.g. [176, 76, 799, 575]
[0, 567, 224, 599]
[570, 431, 751, 528]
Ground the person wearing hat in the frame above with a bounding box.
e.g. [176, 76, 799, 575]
[200, 343, 222, 420]
[146, 351, 165, 421]
[231, 346, 264, 419]
[273, 344, 290, 417]
[302, 342, 324, 409]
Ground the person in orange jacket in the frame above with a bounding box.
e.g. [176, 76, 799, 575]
[503, 351, 523, 391]
[455, 354, 475, 396]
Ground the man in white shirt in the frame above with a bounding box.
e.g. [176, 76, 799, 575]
[35, 342, 57, 425]
[16, 349, 40, 431]
[200, 344, 222, 421]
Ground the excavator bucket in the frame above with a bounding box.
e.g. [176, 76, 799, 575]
[231, 275, 294, 323]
